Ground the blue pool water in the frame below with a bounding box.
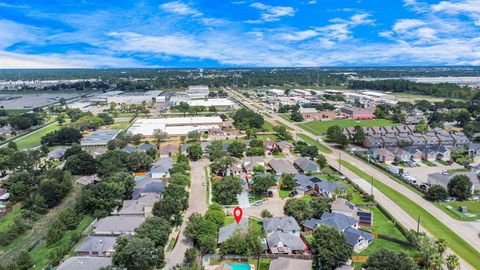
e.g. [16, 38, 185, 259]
[227, 264, 251, 270]
[134, 175, 145, 182]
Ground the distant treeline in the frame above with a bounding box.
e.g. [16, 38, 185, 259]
[348, 79, 474, 99]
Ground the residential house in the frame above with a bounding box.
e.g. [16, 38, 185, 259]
[121, 146, 137, 153]
[293, 174, 346, 198]
[331, 198, 373, 226]
[0, 188, 10, 202]
[382, 126, 398, 135]
[180, 144, 191, 154]
[150, 157, 173, 178]
[218, 217, 248, 244]
[277, 141, 294, 154]
[268, 257, 312, 270]
[451, 132, 469, 147]
[423, 132, 439, 146]
[406, 125, 417, 133]
[387, 147, 411, 162]
[47, 148, 66, 160]
[90, 147, 108, 158]
[75, 236, 117, 257]
[118, 193, 161, 217]
[372, 148, 394, 165]
[395, 125, 412, 134]
[436, 132, 454, 147]
[138, 143, 157, 152]
[304, 212, 373, 252]
[403, 146, 423, 162]
[57, 257, 112, 270]
[382, 135, 397, 148]
[468, 143, 480, 158]
[363, 127, 375, 136]
[243, 156, 265, 174]
[371, 126, 384, 135]
[75, 175, 99, 186]
[263, 216, 305, 254]
[159, 144, 177, 157]
[268, 159, 298, 175]
[363, 135, 383, 149]
[409, 133, 426, 147]
[345, 127, 356, 139]
[428, 172, 479, 194]
[417, 146, 437, 161]
[132, 181, 166, 200]
[294, 157, 320, 173]
[91, 216, 144, 236]
[430, 145, 451, 161]
[264, 141, 278, 153]
[396, 133, 413, 146]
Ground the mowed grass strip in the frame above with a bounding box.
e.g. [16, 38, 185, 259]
[16, 123, 60, 150]
[274, 120, 294, 130]
[301, 119, 399, 134]
[297, 133, 332, 154]
[339, 160, 480, 269]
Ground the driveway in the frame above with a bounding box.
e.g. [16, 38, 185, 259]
[163, 160, 209, 270]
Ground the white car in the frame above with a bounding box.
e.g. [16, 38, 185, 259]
[202, 182, 206, 186]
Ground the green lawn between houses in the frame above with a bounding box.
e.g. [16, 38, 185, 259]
[339, 160, 480, 269]
[298, 119, 399, 135]
[436, 201, 480, 222]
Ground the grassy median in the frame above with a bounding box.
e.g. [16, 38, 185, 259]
[297, 133, 332, 154]
[339, 159, 480, 269]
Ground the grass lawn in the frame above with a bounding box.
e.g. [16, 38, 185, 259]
[0, 204, 22, 233]
[436, 201, 480, 221]
[447, 167, 470, 173]
[339, 160, 480, 269]
[274, 120, 294, 130]
[437, 160, 450, 166]
[30, 215, 94, 270]
[421, 160, 436, 166]
[5, 109, 30, 115]
[300, 119, 398, 135]
[364, 207, 406, 240]
[261, 121, 275, 132]
[297, 133, 332, 154]
[358, 238, 417, 256]
[254, 134, 278, 142]
[279, 113, 293, 122]
[279, 189, 292, 199]
[300, 195, 313, 202]
[248, 258, 270, 270]
[166, 238, 176, 252]
[273, 152, 285, 158]
[15, 123, 60, 150]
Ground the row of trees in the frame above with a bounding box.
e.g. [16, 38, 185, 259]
[426, 174, 474, 201]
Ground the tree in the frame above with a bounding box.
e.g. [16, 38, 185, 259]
[447, 174, 473, 201]
[210, 156, 234, 176]
[364, 248, 417, 270]
[187, 144, 203, 161]
[309, 197, 329, 219]
[212, 175, 242, 205]
[252, 174, 276, 196]
[15, 250, 34, 270]
[446, 254, 460, 270]
[184, 248, 199, 266]
[246, 147, 264, 157]
[316, 154, 327, 169]
[198, 233, 217, 254]
[113, 236, 162, 270]
[249, 139, 263, 148]
[455, 109, 471, 126]
[97, 113, 114, 125]
[284, 198, 313, 223]
[326, 125, 342, 142]
[415, 120, 429, 133]
[205, 207, 226, 228]
[311, 225, 353, 270]
[227, 141, 246, 158]
[219, 226, 263, 256]
[280, 174, 296, 190]
[207, 141, 227, 161]
[300, 145, 319, 159]
[64, 144, 83, 159]
[337, 134, 349, 149]
[178, 102, 190, 116]
[135, 217, 172, 248]
[253, 165, 265, 174]
[57, 112, 66, 125]
[273, 125, 292, 141]
[64, 152, 97, 175]
[425, 184, 448, 201]
[153, 129, 168, 147]
[352, 125, 365, 144]
[261, 209, 273, 218]
[290, 111, 304, 122]
[232, 108, 264, 130]
[187, 131, 201, 142]
[41, 127, 82, 146]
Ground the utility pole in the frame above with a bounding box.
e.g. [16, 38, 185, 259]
[338, 152, 341, 172]
[417, 215, 421, 232]
[371, 176, 374, 195]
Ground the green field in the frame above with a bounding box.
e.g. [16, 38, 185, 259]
[297, 133, 332, 154]
[299, 119, 398, 135]
[339, 160, 480, 269]
[274, 120, 294, 130]
[437, 201, 480, 222]
[15, 123, 60, 150]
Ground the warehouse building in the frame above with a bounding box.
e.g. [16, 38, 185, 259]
[188, 85, 209, 99]
[183, 98, 234, 110]
[128, 116, 223, 136]
[80, 129, 121, 147]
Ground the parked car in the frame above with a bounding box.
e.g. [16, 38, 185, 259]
[419, 184, 429, 191]
[441, 170, 449, 175]
[254, 201, 263, 206]
[406, 161, 416, 167]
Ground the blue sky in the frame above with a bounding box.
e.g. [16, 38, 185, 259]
[0, 0, 480, 68]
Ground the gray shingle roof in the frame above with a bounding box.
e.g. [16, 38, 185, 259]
[138, 143, 157, 151]
[92, 216, 144, 235]
[344, 227, 374, 247]
[307, 212, 357, 231]
[263, 216, 300, 232]
[57, 257, 112, 270]
[76, 236, 117, 255]
[294, 157, 319, 173]
[218, 217, 248, 244]
[268, 257, 312, 270]
[266, 231, 305, 251]
[150, 157, 173, 176]
[268, 159, 298, 174]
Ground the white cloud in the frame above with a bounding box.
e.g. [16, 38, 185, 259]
[249, 2, 295, 22]
[276, 29, 318, 41]
[431, 0, 480, 25]
[315, 13, 374, 43]
[393, 19, 425, 32]
[0, 20, 43, 49]
[160, 1, 202, 17]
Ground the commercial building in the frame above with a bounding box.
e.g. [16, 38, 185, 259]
[341, 108, 375, 120]
[128, 116, 223, 136]
[188, 85, 209, 99]
[184, 98, 234, 110]
[80, 129, 121, 148]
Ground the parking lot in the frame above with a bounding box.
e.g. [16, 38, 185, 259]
[402, 160, 464, 186]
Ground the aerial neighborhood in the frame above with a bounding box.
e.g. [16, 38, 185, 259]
[0, 68, 479, 270]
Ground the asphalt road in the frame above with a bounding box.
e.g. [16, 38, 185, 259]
[163, 160, 209, 270]
[226, 88, 478, 270]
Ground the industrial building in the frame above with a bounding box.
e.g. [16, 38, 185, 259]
[128, 116, 224, 136]
[80, 129, 122, 147]
[187, 85, 209, 99]
[183, 98, 234, 110]
[89, 91, 165, 105]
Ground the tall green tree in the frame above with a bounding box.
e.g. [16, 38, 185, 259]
[364, 248, 418, 270]
[311, 225, 353, 270]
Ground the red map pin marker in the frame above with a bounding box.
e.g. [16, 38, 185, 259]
[233, 207, 243, 224]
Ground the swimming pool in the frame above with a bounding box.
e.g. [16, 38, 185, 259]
[227, 264, 251, 270]
[134, 175, 145, 182]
